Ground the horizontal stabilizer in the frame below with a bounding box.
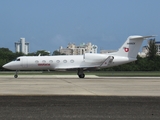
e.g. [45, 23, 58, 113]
[129, 35, 155, 40]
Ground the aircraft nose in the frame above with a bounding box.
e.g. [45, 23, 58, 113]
[3, 63, 12, 69]
[3, 61, 21, 70]
[3, 64, 8, 69]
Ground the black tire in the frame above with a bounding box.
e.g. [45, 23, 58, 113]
[79, 74, 85, 78]
[14, 74, 18, 78]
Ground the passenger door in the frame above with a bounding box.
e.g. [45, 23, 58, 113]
[21, 58, 28, 68]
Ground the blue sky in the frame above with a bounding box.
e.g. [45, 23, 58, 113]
[0, 0, 160, 53]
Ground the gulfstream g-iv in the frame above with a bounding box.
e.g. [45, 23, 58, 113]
[3, 35, 154, 78]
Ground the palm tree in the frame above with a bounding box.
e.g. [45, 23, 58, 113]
[146, 38, 157, 59]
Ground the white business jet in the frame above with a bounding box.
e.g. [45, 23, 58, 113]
[3, 35, 154, 78]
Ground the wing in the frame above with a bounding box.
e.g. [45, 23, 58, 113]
[54, 56, 114, 70]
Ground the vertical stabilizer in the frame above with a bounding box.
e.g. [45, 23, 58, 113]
[112, 35, 155, 58]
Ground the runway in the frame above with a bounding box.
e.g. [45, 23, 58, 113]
[0, 75, 160, 96]
[0, 96, 160, 120]
[0, 75, 160, 119]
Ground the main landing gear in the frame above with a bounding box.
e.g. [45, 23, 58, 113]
[77, 68, 85, 78]
[14, 70, 18, 78]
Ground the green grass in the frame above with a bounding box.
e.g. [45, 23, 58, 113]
[0, 71, 160, 77]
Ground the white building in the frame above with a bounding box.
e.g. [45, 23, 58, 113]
[59, 42, 98, 55]
[15, 38, 29, 54]
[155, 41, 160, 55]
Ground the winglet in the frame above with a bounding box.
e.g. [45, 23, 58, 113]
[100, 56, 114, 67]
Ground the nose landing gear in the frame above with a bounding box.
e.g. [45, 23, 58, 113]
[14, 70, 18, 78]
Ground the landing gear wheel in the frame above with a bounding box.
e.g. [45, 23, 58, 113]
[78, 74, 85, 78]
[14, 74, 18, 78]
[14, 70, 18, 78]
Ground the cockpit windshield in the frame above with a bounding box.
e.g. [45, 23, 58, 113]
[16, 58, 20, 61]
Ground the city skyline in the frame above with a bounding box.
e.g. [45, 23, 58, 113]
[15, 38, 29, 54]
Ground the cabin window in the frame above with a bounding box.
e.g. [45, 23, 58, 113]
[35, 60, 39, 63]
[49, 60, 53, 63]
[70, 60, 74, 63]
[63, 60, 67, 63]
[56, 60, 60, 63]
[42, 60, 46, 63]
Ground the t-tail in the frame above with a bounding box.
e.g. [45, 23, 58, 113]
[111, 35, 155, 58]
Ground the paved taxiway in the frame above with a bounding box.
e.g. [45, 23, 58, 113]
[1, 75, 160, 119]
[0, 75, 160, 96]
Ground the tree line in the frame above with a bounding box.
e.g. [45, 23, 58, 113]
[0, 39, 159, 71]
